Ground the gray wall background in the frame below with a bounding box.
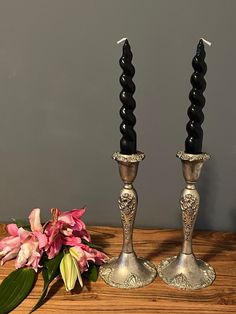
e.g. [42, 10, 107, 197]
[0, 0, 235, 231]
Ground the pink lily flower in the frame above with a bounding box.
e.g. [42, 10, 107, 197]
[45, 207, 91, 259]
[16, 208, 47, 271]
[0, 208, 47, 271]
[0, 224, 21, 265]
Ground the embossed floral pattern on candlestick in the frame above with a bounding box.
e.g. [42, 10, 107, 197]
[180, 194, 199, 240]
[119, 192, 136, 241]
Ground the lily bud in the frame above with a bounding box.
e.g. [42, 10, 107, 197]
[69, 247, 84, 285]
[60, 252, 83, 291]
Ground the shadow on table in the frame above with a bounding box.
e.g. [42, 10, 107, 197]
[90, 229, 116, 250]
[144, 232, 182, 261]
[44, 277, 85, 304]
[45, 280, 64, 301]
[143, 228, 236, 263]
[201, 228, 236, 262]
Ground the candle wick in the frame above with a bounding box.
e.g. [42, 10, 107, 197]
[117, 37, 127, 44]
[200, 37, 212, 47]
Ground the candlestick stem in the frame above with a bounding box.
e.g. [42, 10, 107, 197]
[157, 151, 215, 290]
[119, 182, 136, 254]
[100, 152, 157, 289]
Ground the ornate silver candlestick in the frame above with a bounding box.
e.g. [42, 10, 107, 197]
[157, 151, 215, 290]
[100, 151, 157, 289]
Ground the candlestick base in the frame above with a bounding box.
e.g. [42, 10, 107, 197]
[157, 253, 215, 290]
[99, 252, 157, 289]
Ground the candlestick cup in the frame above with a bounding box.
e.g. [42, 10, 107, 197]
[157, 151, 215, 290]
[100, 152, 157, 289]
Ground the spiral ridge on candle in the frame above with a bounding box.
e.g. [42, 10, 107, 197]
[185, 40, 207, 154]
[119, 39, 137, 155]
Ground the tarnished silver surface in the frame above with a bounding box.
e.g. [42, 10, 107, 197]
[112, 151, 145, 163]
[100, 151, 157, 289]
[157, 254, 215, 290]
[157, 151, 215, 290]
[100, 253, 157, 289]
[177, 151, 210, 162]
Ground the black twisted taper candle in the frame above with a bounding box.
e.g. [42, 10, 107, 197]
[185, 39, 207, 154]
[119, 39, 137, 155]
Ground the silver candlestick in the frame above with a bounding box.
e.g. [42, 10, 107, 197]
[157, 151, 216, 290]
[100, 151, 157, 289]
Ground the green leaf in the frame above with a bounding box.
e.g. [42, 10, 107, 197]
[0, 268, 36, 314]
[82, 239, 102, 250]
[30, 252, 63, 313]
[82, 264, 98, 282]
[44, 251, 63, 281]
[42, 266, 49, 283]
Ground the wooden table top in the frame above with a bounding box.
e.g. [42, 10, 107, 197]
[0, 224, 236, 313]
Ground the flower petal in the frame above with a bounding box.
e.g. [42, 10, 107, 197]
[29, 208, 43, 232]
[58, 212, 75, 226]
[6, 224, 19, 236]
[18, 227, 31, 242]
[33, 231, 48, 249]
[71, 208, 86, 219]
[15, 243, 32, 269]
[0, 235, 21, 251]
[62, 235, 82, 247]
[46, 234, 63, 259]
[0, 247, 19, 265]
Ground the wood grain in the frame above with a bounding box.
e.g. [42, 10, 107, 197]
[0, 225, 236, 313]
